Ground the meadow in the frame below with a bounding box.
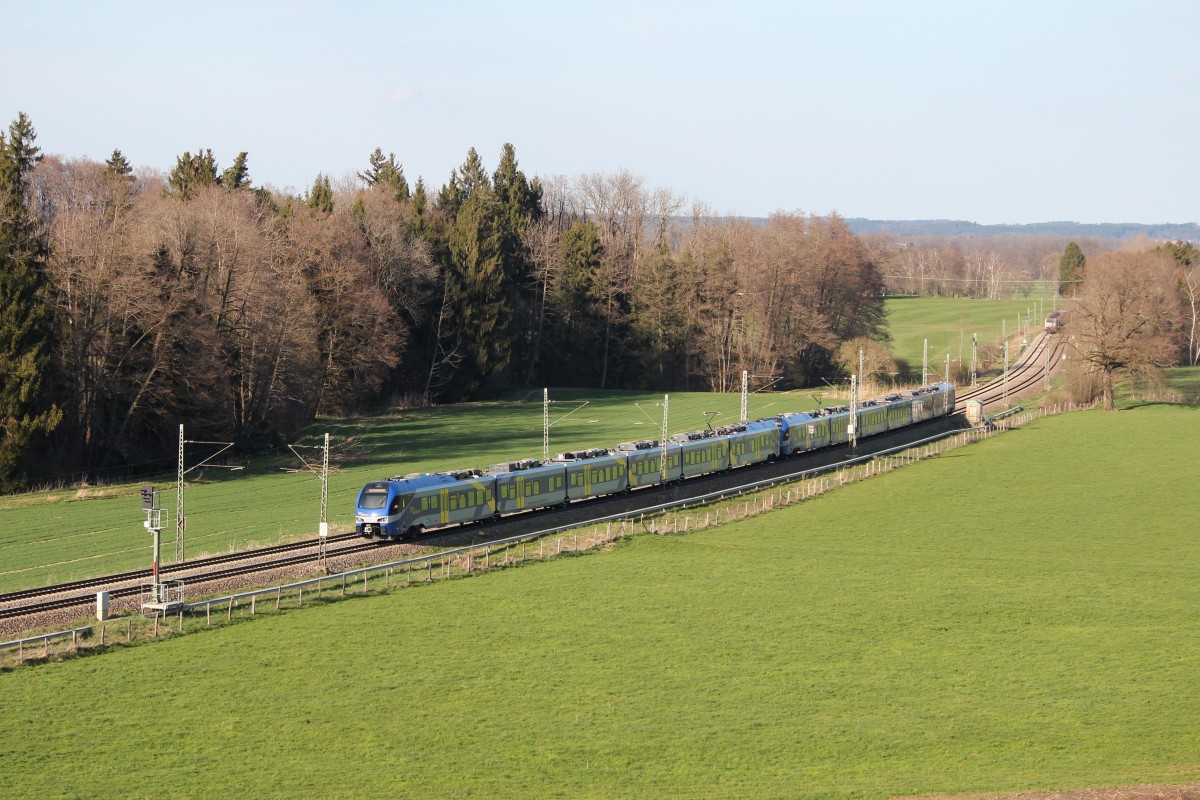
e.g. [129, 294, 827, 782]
[885, 293, 1055, 376]
[2, 404, 1198, 798]
[0, 292, 1094, 595]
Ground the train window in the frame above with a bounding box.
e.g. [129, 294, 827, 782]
[359, 488, 388, 509]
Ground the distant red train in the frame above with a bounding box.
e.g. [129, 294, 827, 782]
[1044, 310, 1068, 334]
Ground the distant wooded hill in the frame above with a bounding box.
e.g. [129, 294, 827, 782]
[841, 218, 1200, 240]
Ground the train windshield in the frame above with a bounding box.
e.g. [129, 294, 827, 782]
[358, 487, 389, 510]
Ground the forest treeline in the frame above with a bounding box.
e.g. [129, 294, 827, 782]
[4, 112, 1196, 491]
[1, 114, 891, 490]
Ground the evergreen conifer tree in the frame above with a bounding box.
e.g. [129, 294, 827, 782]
[306, 173, 334, 213]
[167, 148, 220, 199]
[409, 178, 430, 239]
[105, 148, 134, 180]
[446, 191, 508, 397]
[1059, 241, 1085, 297]
[491, 143, 543, 375]
[0, 113, 62, 490]
[359, 147, 409, 201]
[220, 151, 251, 190]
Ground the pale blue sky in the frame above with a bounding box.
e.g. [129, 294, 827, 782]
[4, 1, 1197, 223]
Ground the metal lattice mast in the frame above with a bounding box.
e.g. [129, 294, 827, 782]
[1003, 341, 1010, 407]
[922, 339, 929, 386]
[971, 334, 978, 387]
[543, 388, 550, 462]
[858, 348, 865, 395]
[176, 424, 185, 563]
[320, 433, 329, 532]
[945, 354, 950, 384]
[740, 370, 748, 424]
[848, 374, 858, 449]
[1044, 335, 1052, 390]
[317, 433, 330, 570]
[660, 394, 669, 482]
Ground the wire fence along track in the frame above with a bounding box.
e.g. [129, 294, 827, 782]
[0, 625, 95, 664]
[0, 403, 1082, 666]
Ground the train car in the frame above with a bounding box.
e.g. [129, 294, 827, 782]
[620, 440, 683, 488]
[554, 448, 628, 500]
[1044, 310, 1067, 334]
[489, 459, 567, 514]
[722, 419, 781, 467]
[355, 380, 961, 539]
[855, 400, 890, 437]
[356, 469, 496, 539]
[884, 393, 914, 429]
[672, 430, 731, 478]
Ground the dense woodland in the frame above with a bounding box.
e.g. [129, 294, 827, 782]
[1, 113, 1196, 490]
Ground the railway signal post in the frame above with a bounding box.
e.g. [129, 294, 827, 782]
[141, 485, 184, 616]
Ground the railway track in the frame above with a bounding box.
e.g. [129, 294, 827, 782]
[0, 533, 371, 619]
[957, 332, 1066, 410]
[4, 338, 1069, 624]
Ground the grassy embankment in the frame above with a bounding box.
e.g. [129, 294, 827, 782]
[3, 404, 1198, 798]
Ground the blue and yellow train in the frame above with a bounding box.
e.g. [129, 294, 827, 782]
[355, 382, 955, 539]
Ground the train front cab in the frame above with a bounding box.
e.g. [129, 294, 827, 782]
[356, 481, 399, 538]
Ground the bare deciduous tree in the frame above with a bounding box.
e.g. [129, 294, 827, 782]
[1070, 251, 1181, 410]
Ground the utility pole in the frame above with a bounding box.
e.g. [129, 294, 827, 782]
[175, 428, 237, 564]
[970, 333, 978, 387]
[922, 338, 929, 386]
[660, 394, 669, 482]
[176, 425, 185, 563]
[543, 388, 550, 463]
[858, 348, 865, 396]
[740, 370, 748, 424]
[1044, 335, 1051, 390]
[945, 353, 950, 384]
[1003, 341, 1010, 407]
[318, 433, 329, 570]
[286, 435, 333, 570]
[848, 374, 858, 449]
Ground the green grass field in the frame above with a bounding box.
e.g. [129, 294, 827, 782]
[1165, 365, 1200, 397]
[3, 404, 1198, 798]
[885, 294, 1055, 374]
